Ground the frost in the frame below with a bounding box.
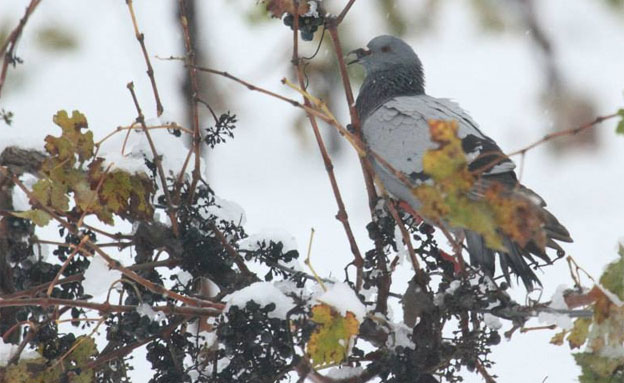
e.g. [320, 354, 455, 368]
[238, 229, 297, 253]
[224, 281, 295, 319]
[82, 254, 123, 297]
[316, 282, 366, 322]
[137, 303, 167, 322]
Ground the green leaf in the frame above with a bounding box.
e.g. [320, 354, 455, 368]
[599, 245, 624, 300]
[574, 352, 624, 382]
[12, 209, 52, 227]
[616, 109, 624, 135]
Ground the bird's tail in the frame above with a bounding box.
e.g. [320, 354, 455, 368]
[464, 205, 572, 290]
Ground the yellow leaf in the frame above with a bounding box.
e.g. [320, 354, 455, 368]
[550, 330, 566, 345]
[413, 120, 503, 250]
[306, 304, 360, 368]
[567, 318, 591, 349]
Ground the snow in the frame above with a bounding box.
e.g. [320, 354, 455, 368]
[82, 254, 123, 298]
[316, 282, 366, 322]
[304, 1, 319, 18]
[203, 195, 246, 226]
[483, 313, 503, 330]
[136, 303, 167, 322]
[0, 339, 39, 366]
[393, 224, 407, 265]
[386, 322, 416, 350]
[12, 173, 38, 211]
[223, 281, 295, 319]
[538, 285, 574, 330]
[99, 146, 148, 174]
[2, 0, 624, 381]
[326, 366, 364, 380]
[238, 229, 297, 253]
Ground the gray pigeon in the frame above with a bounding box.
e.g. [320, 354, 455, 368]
[350, 35, 572, 288]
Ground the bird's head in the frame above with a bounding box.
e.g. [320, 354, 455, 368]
[348, 35, 422, 75]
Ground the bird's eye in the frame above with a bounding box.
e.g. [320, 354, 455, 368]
[381, 45, 391, 53]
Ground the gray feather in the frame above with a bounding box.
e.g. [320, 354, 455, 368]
[354, 35, 572, 289]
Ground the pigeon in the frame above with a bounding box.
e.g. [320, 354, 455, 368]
[350, 35, 572, 289]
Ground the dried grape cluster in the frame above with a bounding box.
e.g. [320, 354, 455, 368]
[282, 13, 325, 41]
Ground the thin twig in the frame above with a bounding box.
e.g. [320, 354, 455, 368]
[0, 0, 42, 99]
[336, 0, 357, 25]
[507, 112, 618, 157]
[208, 221, 254, 277]
[0, 297, 220, 317]
[125, 0, 164, 116]
[85, 239, 223, 309]
[126, 82, 179, 235]
[46, 234, 89, 297]
[176, 0, 203, 203]
[87, 317, 187, 370]
[290, 5, 364, 290]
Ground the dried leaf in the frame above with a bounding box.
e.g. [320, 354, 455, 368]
[263, 0, 310, 18]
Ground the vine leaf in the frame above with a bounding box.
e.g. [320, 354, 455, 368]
[412, 119, 546, 250]
[306, 304, 359, 368]
[14, 110, 154, 227]
[616, 108, 624, 135]
[552, 246, 624, 380]
[2, 336, 97, 383]
[12, 209, 52, 226]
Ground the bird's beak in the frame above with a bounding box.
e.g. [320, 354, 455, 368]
[346, 48, 371, 65]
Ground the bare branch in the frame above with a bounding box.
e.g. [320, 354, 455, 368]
[125, 0, 164, 116]
[0, 0, 42, 99]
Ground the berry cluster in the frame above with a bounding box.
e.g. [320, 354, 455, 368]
[283, 13, 325, 42]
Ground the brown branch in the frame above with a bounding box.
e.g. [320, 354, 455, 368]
[85, 239, 223, 310]
[0, 297, 220, 317]
[290, 1, 364, 290]
[176, 0, 203, 203]
[325, 22, 393, 307]
[385, 199, 423, 278]
[475, 359, 497, 383]
[87, 317, 188, 370]
[0, 0, 42, 99]
[125, 0, 164, 116]
[126, 82, 180, 235]
[208, 221, 254, 277]
[507, 112, 618, 156]
[46, 235, 89, 297]
[336, 0, 357, 25]
[1, 259, 180, 300]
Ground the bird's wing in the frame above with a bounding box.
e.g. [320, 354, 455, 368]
[363, 94, 571, 289]
[389, 96, 517, 177]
